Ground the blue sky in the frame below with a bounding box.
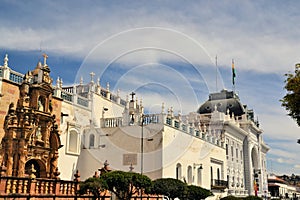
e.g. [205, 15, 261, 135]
[1, 0, 300, 175]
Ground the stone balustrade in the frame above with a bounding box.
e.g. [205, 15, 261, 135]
[104, 117, 123, 128]
[102, 113, 225, 148]
[0, 176, 81, 198]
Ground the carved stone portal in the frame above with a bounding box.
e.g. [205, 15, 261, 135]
[0, 56, 62, 178]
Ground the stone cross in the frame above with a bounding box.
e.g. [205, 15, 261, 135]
[42, 53, 48, 66]
[130, 92, 135, 101]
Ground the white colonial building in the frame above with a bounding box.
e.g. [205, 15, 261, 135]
[198, 90, 269, 196]
[53, 71, 269, 197]
[0, 54, 269, 198]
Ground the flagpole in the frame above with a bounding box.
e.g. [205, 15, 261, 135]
[232, 59, 236, 93]
[215, 55, 218, 92]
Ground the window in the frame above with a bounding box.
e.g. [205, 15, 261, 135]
[176, 163, 182, 180]
[166, 118, 171, 125]
[174, 121, 179, 128]
[217, 168, 220, 181]
[240, 150, 243, 163]
[182, 124, 186, 131]
[210, 167, 213, 184]
[89, 134, 95, 148]
[187, 166, 192, 184]
[197, 167, 202, 186]
[231, 146, 234, 161]
[236, 148, 239, 162]
[68, 129, 79, 154]
[226, 144, 228, 156]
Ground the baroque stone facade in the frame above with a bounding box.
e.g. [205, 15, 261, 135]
[0, 54, 62, 179]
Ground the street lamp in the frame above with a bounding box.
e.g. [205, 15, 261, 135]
[140, 114, 153, 175]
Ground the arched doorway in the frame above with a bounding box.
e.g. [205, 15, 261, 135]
[25, 159, 46, 178]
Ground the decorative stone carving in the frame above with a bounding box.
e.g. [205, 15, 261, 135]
[0, 55, 62, 179]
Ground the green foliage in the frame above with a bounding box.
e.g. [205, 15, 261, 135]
[186, 185, 213, 200]
[220, 195, 241, 200]
[243, 196, 263, 200]
[281, 64, 300, 126]
[149, 178, 187, 200]
[100, 170, 152, 200]
[78, 177, 107, 199]
[220, 196, 263, 200]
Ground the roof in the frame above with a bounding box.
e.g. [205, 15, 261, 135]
[198, 89, 245, 116]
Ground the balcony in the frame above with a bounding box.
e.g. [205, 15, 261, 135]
[211, 179, 228, 190]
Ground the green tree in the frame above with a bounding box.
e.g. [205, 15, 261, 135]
[186, 185, 213, 200]
[149, 178, 187, 200]
[220, 196, 240, 200]
[243, 196, 263, 200]
[78, 177, 107, 200]
[281, 64, 300, 126]
[100, 170, 152, 200]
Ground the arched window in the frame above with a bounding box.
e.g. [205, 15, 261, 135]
[176, 163, 182, 180]
[89, 134, 95, 148]
[68, 129, 79, 154]
[197, 167, 202, 186]
[187, 166, 192, 184]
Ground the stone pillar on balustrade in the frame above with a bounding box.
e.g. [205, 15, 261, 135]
[2, 54, 10, 80]
[159, 102, 166, 124]
[74, 170, 80, 193]
[28, 165, 37, 196]
[169, 107, 176, 127]
[185, 115, 190, 134]
[122, 95, 130, 126]
[53, 77, 62, 98]
[106, 82, 111, 100]
[116, 89, 121, 105]
[0, 165, 7, 194]
[96, 77, 101, 95]
[177, 111, 182, 129]
[73, 84, 78, 106]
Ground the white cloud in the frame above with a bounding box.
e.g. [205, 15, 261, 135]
[294, 164, 300, 169]
[1, 1, 300, 74]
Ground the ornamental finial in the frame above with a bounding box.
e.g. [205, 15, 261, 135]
[3, 54, 8, 68]
[90, 72, 95, 83]
[42, 53, 48, 66]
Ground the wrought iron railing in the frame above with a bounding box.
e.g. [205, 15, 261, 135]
[211, 179, 228, 189]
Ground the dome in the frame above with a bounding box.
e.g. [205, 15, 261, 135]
[198, 89, 245, 116]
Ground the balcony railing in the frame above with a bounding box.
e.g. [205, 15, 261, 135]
[211, 179, 228, 190]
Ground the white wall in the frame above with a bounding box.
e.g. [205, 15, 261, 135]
[162, 126, 226, 190]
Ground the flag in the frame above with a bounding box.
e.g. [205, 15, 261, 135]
[232, 59, 236, 85]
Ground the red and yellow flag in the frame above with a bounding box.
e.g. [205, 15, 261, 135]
[232, 59, 236, 85]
